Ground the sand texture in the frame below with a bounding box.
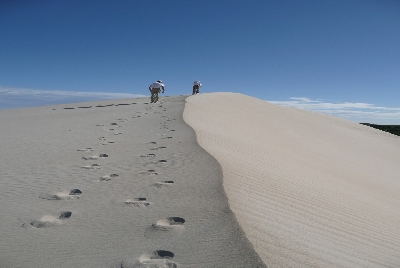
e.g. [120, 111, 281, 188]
[0, 96, 265, 268]
[184, 93, 400, 268]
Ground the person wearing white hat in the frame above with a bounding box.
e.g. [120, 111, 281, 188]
[148, 80, 165, 103]
[192, 80, 202, 95]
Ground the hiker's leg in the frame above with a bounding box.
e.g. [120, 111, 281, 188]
[151, 89, 157, 103]
[156, 89, 161, 102]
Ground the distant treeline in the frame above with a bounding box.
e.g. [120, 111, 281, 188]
[360, 123, 400, 137]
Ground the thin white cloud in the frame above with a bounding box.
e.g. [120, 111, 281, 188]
[270, 97, 400, 124]
[0, 87, 146, 109]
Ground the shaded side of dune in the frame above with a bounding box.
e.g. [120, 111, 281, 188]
[0, 96, 265, 268]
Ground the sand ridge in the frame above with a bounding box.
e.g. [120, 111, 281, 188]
[184, 92, 400, 268]
[0, 96, 265, 267]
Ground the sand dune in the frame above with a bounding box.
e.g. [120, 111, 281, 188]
[184, 92, 400, 268]
[0, 96, 264, 268]
[2, 92, 399, 267]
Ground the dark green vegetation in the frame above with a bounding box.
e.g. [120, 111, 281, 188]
[360, 123, 400, 137]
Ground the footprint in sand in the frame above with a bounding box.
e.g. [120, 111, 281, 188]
[101, 141, 115, 145]
[145, 217, 185, 239]
[114, 132, 123, 135]
[98, 137, 106, 141]
[140, 153, 156, 158]
[77, 148, 93, 152]
[82, 164, 100, 169]
[139, 250, 177, 267]
[125, 198, 150, 207]
[132, 115, 141, 118]
[154, 181, 174, 188]
[140, 170, 158, 175]
[148, 141, 157, 144]
[149, 160, 167, 166]
[22, 211, 72, 228]
[39, 189, 82, 200]
[112, 252, 177, 267]
[161, 137, 173, 140]
[150, 146, 166, 151]
[82, 154, 108, 160]
[98, 174, 119, 181]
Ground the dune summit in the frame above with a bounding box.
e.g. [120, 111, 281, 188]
[184, 92, 400, 268]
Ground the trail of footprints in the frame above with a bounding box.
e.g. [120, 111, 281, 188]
[27, 101, 182, 267]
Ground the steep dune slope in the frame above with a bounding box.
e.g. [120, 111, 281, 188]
[184, 92, 400, 268]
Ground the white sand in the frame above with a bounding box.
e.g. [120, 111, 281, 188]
[3, 92, 399, 268]
[0, 96, 265, 268]
[184, 92, 400, 268]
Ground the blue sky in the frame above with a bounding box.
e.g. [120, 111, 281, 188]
[1, 0, 399, 123]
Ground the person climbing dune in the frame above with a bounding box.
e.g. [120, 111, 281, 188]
[192, 80, 202, 95]
[148, 80, 165, 103]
